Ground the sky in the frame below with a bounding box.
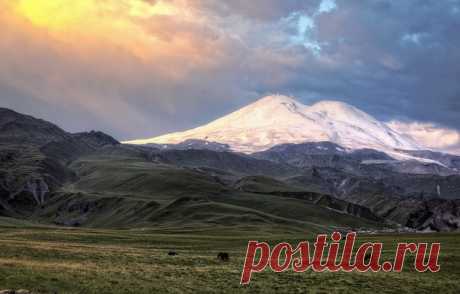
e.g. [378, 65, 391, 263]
[0, 0, 459, 153]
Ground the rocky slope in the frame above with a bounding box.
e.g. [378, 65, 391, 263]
[0, 108, 119, 217]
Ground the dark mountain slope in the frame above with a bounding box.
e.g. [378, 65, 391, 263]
[150, 149, 299, 177]
[0, 108, 118, 217]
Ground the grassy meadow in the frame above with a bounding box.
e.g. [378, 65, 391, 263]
[0, 222, 458, 294]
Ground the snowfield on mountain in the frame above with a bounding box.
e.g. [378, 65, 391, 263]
[125, 95, 426, 157]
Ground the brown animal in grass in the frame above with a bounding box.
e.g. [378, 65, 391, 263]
[217, 252, 229, 262]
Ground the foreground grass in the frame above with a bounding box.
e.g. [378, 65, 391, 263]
[0, 225, 458, 293]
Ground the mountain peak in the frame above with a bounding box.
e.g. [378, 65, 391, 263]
[234, 95, 303, 117]
[250, 97, 369, 123]
[253, 94, 299, 105]
[125, 95, 422, 154]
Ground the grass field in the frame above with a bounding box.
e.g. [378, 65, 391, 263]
[0, 223, 458, 293]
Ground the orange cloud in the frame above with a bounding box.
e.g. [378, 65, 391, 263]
[5, 0, 221, 74]
[15, 0, 180, 31]
[0, 0, 237, 137]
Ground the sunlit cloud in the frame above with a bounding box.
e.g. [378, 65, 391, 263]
[388, 121, 460, 155]
[1, 0, 228, 137]
[8, 0, 213, 63]
[16, 0, 180, 29]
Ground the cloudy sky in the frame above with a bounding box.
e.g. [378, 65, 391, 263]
[0, 0, 459, 153]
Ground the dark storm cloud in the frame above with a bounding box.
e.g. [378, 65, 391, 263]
[291, 0, 460, 128]
[0, 0, 459, 143]
[232, 0, 460, 131]
[199, 0, 320, 21]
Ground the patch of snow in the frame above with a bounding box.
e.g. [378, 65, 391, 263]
[361, 160, 399, 165]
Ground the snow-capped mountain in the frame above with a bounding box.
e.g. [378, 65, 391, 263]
[125, 95, 427, 157]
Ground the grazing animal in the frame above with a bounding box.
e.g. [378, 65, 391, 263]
[168, 251, 177, 256]
[217, 252, 229, 262]
[364, 252, 372, 264]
